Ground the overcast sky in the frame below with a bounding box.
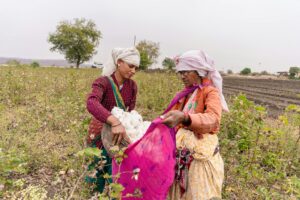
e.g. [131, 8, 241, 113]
[0, 0, 299, 72]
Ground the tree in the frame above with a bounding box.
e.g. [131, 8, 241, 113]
[6, 59, 20, 66]
[139, 51, 152, 70]
[30, 61, 40, 68]
[240, 67, 251, 75]
[260, 70, 269, 75]
[48, 18, 101, 68]
[162, 57, 175, 70]
[136, 40, 159, 70]
[289, 66, 300, 79]
[227, 69, 233, 74]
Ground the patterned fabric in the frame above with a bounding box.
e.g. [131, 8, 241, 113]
[87, 72, 137, 122]
[87, 119, 104, 148]
[107, 77, 126, 110]
[182, 88, 199, 115]
[169, 129, 224, 200]
[174, 148, 194, 196]
[171, 78, 222, 136]
[168, 79, 224, 200]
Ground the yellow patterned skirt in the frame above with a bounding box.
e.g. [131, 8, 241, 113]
[168, 128, 224, 200]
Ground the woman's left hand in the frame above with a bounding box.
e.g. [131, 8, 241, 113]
[161, 110, 185, 128]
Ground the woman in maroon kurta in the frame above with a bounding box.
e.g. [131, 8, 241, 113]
[86, 47, 140, 192]
[86, 70, 138, 147]
[87, 47, 140, 147]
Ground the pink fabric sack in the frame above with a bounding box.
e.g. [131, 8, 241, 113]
[112, 118, 176, 200]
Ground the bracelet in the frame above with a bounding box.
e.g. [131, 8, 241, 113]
[182, 112, 191, 126]
[111, 122, 121, 127]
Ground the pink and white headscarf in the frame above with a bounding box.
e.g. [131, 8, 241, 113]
[175, 50, 229, 112]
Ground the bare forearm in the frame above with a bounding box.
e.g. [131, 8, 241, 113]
[106, 115, 121, 126]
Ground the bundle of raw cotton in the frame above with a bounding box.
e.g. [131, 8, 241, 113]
[111, 107, 151, 143]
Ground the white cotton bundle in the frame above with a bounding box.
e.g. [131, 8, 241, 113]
[111, 107, 151, 143]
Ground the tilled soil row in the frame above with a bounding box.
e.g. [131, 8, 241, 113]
[223, 77, 300, 117]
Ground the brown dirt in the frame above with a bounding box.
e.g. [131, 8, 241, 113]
[223, 76, 300, 117]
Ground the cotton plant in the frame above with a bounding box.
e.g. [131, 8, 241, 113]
[111, 107, 151, 143]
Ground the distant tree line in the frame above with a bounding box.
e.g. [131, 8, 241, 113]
[5, 59, 40, 68]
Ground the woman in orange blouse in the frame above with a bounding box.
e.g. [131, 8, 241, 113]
[162, 50, 229, 200]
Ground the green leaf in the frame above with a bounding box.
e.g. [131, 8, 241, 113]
[76, 147, 102, 158]
[110, 183, 124, 198]
[103, 173, 111, 179]
[278, 115, 289, 125]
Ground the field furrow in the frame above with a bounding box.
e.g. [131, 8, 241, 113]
[223, 76, 300, 116]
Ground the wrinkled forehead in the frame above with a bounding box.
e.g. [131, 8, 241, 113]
[175, 62, 194, 72]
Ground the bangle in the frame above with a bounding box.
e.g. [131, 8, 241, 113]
[182, 112, 191, 126]
[111, 122, 121, 127]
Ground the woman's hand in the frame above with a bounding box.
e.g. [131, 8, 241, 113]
[161, 110, 185, 128]
[107, 115, 131, 145]
[111, 123, 131, 145]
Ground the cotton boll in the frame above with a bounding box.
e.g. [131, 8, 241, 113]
[143, 121, 151, 127]
[126, 128, 137, 140]
[130, 117, 140, 128]
[139, 122, 151, 137]
[110, 107, 151, 143]
[130, 110, 143, 122]
[142, 121, 151, 132]
[111, 107, 124, 119]
[123, 121, 132, 130]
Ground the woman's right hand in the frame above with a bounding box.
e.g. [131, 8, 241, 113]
[107, 115, 131, 145]
[111, 123, 131, 145]
[161, 110, 185, 128]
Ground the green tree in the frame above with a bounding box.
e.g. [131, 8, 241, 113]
[289, 66, 300, 79]
[30, 61, 40, 68]
[139, 51, 152, 70]
[240, 67, 251, 75]
[162, 57, 175, 70]
[48, 18, 101, 68]
[6, 59, 20, 66]
[136, 40, 159, 70]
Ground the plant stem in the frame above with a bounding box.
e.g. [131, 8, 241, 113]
[67, 167, 88, 200]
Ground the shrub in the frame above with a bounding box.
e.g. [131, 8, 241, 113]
[260, 70, 269, 75]
[220, 95, 300, 199]
[30, 61, 40, 68]
[6, 59, 21, 67]
[162, 57, 175, 70]
[289, 66, 300, 79]
[240, 67, 251, 75]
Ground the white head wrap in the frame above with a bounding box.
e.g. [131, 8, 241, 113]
[102, 47, 140, 76]
[175, 50, 229, 112]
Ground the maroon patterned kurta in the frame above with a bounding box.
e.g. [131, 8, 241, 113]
[86, 73, 137, 147]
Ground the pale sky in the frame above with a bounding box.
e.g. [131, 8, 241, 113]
[0, 0, 299, 72]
